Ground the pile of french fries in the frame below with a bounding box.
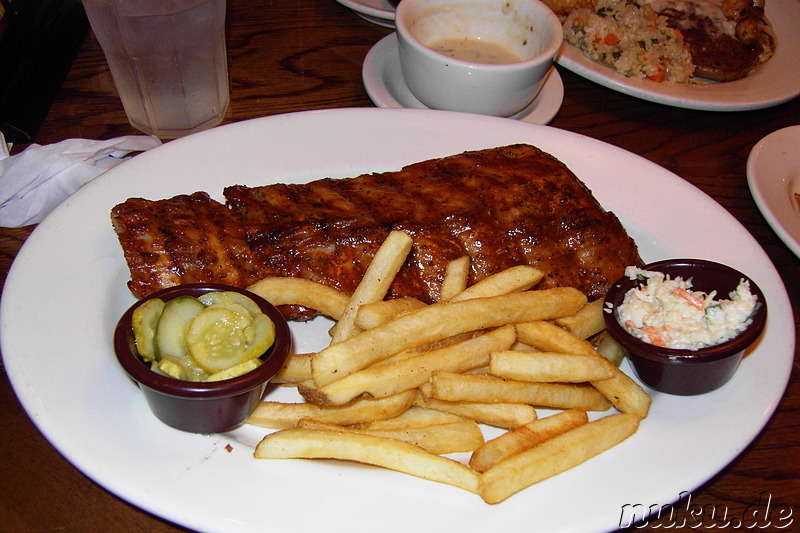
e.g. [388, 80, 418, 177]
[245, 230, 651, 504]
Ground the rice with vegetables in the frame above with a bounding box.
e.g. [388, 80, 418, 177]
[563, 0, 695, 83]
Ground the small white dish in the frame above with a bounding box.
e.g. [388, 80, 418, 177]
[747, 125, 800, 258]
[363, 33, 564, 124]
[335, 0, 396, 27]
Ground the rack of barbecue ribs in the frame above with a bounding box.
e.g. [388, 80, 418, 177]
[112, 144, 642, 320]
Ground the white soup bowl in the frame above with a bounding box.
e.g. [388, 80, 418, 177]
[395, 0, 563, 117]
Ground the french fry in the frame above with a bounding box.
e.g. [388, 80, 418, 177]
[246, 257, 649, 501]
[510, 341, 539, 352]
[414, 396, 537, 429]
[555, 298, 606, 339]
[516, 321, 651, 417]
[254, 428, 480, 494]
[398, 332, 481, 356]
[329, 230, 413, 343]
[336, 331, 480, 377]
[517, 320, 598, 355]
[272, 352, 313, 384]
[448, 265, 545, 302]
[591, 330, 628, 367]
[303, 325, 516, 406]
[488, 350, 614, 383]
[417, 380, 435, 400]
[246, 390, 417, 429]
[353, 406, 465, 430]
[428, 371, 612, 411]
[479, 413, 641, 504]
[247, 277, 350, 320]
[312, 287, 587, 387]
[439, 255, 470, 301]
[354, 297, 427, 330]
[469, 409, 589, 472]
[297, 418, 485, 455]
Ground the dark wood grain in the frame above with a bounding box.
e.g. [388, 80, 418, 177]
[1, 0, 797, 531]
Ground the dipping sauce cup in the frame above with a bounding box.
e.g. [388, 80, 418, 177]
[395, 0, 563, 117]
[114, 284, 291, 433]
[603, 259, 767, 396]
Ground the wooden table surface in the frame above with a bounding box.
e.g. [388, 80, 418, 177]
[1, 0, 797, 531]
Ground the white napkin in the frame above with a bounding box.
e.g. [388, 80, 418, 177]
[0, 134, 162, 228]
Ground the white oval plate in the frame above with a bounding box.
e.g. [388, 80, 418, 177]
[747, 125, 800, 258]
[556, 0, 800, 110]
[1, 108, 792, 533]
[362, 33, 564, 124]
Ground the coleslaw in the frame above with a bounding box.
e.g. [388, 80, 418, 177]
[614, 266, 759, 350]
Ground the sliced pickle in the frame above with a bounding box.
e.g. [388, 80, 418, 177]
[155, 296, 206, 359]
[198, 291, 262, 317]
[203, 302, 254, 320]
[131, 298, 165, 362]
[186, 307, 276, 373]
[131, 291, 276, 380]
[157, 358, 185, 380]
[205, 358, 262, 381]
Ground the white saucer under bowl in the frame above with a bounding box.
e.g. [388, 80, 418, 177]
[362, 33, 564, 125]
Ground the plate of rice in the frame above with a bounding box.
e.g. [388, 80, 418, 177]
[554, 0, 800, 110]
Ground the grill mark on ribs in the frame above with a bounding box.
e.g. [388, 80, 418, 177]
[112, 144, 642, 319]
